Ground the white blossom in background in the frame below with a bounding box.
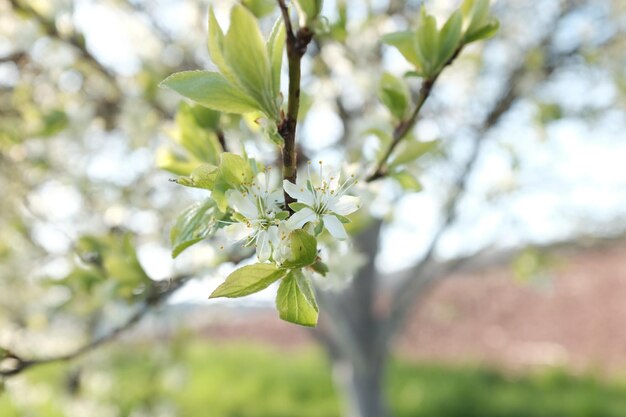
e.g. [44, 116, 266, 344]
[283, 162, 361, 239]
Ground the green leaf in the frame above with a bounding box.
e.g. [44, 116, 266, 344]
[381, 31, 421, 69]
[461, 0, 499, 44]
[389, 139, 439, 167]
[175, 103, 223, 164]
[156, 148, 198, 176]
[391, 170, 423, 192]
[378, 72, 409, 119]
[161, 71, 259, 114]
[289, 202, 310, 212]
[416, 9, 439, 77]
[207, 8, 239, 85]
[464, 19, 499, 43]
[175, 163, 219, 190]
[438, 10, 462, 67]
[276, 269, 319, 327]
[294, 0, 323, 24]
[282, 230, 317, 268]
[224, 5, 277, 118]
[267, 17, 286, 100]
[210, 263, 287, 298]
[242, 0, 276, 17]
[171, 199, 222, 258]
[310, 261, 329, 276]
[211, 173, 231, 212]
[220, 152, 254, 187]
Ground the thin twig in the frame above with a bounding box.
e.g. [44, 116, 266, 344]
[366, 47, 463, 182]
[0, 275, 190, 378]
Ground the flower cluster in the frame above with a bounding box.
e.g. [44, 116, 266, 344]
[224, 162, 361, 264]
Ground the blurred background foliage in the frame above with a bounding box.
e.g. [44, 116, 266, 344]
[1, 0, 626, 415]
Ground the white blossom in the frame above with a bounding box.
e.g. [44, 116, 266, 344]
[225, 173, 288, 261]
[283, 162, 361, 239]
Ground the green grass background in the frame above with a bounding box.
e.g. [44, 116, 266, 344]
[2, 340, 626, 417]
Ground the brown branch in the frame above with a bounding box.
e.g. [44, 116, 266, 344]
[366, 47, 463, 182]
[0, 275, 190, 379]
[276, 0, 314, 210]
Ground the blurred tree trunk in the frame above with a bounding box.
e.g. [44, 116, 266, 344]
[315, 222, 391, 417]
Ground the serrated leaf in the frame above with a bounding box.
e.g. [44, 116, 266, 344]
[276, 269, 318, 327]
[378, 72, 409, 119]
[210, 263, 287, 298]
[267, 17, 286, 100]
[224, 5, 277, 118]
[171, 199, 222, 258]
[161, 71, 259, 114]
[391, 170, 423, 192]
[381, 31, 421, 69]
[220, 152, 254, 187]
[390, 139, 439, 167]
[282, 230, 317, 268]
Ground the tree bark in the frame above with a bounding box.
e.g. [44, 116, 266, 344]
[331, 349, 389, 417]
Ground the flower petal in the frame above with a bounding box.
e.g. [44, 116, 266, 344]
[285, 207, 317, 230]
[224, 222, 251, 241]
[256, 230, 271, 262]
[323, 214, 348, 240]
[228, 190, 258, 219]
[283, 180, 315, 206]
[331, 195, 361, 216]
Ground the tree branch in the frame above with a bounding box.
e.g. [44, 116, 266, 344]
[276, 0, 313, 210]
[0, 275, 190, 379]
[379, 3, 581, 344]
[366, 47, 463, 182]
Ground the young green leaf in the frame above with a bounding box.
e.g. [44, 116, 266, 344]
[381, 31, 421, 70]
[219, 152, 254, 187]
[416, 9, 439, 77]
[175, 103, 222, 165]
[156, 148, 199, 176]
[223, 5, 277, 118]
[207, 8, 238, 85]
[391, 170, 423, 192]
[210, 263, 287, 298]
[161, 71, 259, 114]
[282, 230, 318, 268]
[171, 199, 222, 258]
[175, 163, 219, 190]
[389, 139, 439, 168]
[267, 18, 286, 100]
[293, 0, 323, 25]
[310, 260, 329, 276]
[378, 72, 410, 119]
[438, 10, 463, 67]
[276, 270, 319, 327]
